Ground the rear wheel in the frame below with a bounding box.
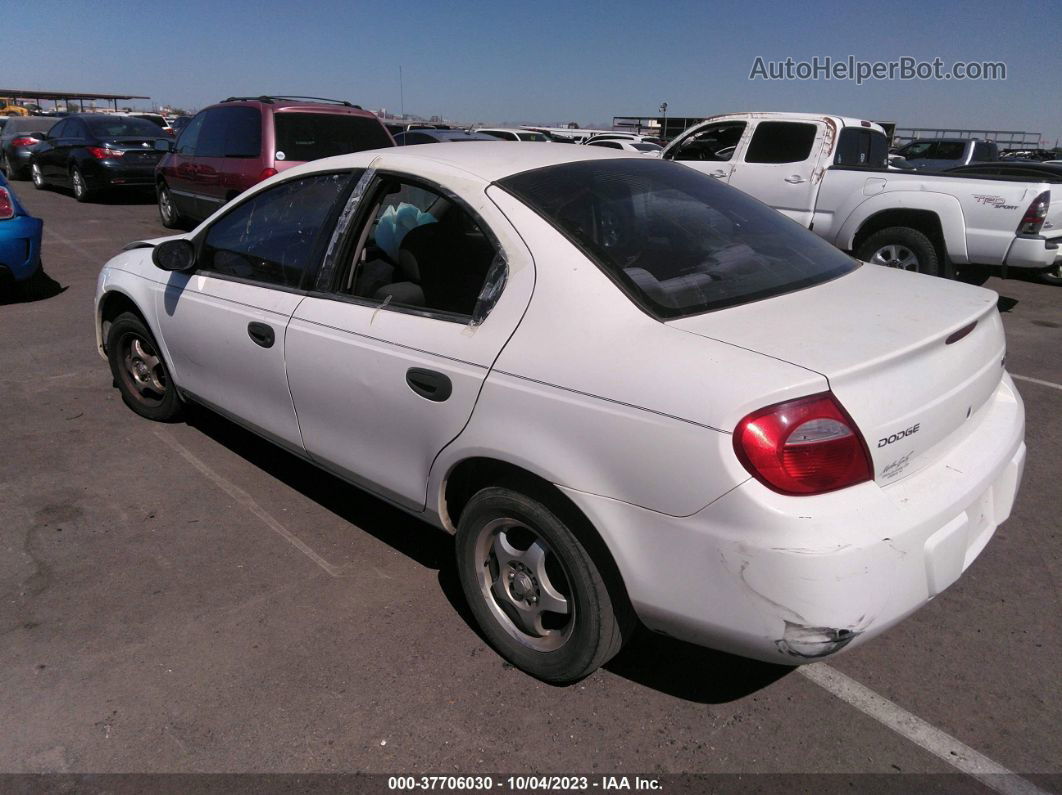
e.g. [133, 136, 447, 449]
[106, 312, 182, 422]
[1037, 261, 1062, 286]
[157, 183, 186, 229]
[30, 162, 47, 190]
[455, 487, 629, 683]
[856, 227, 947, 278]
[71, 167, 92, 202]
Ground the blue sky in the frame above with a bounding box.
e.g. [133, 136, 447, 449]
[8, 0, 1062, 141]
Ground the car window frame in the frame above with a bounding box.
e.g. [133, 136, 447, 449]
[308, 169, 509, 326]
[665, 120, 748, 163]
[188, 169, 361, 295]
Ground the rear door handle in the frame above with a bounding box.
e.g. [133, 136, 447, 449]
[406, 368, 452, 402]
[247, 322, 275, 348]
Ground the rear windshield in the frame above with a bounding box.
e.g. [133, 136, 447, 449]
[499, 159, 858, 318]
[84, 117, 163, 137]
[273, 113, 392, 161]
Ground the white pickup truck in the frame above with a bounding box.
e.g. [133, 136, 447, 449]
[662, 112, 1060, 278]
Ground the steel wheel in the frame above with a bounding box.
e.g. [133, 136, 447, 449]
[474, 517, 574, 652]
[118, 333, 168, 407]
[869, 244, 920, 271]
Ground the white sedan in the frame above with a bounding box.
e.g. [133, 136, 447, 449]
[94, 143, 1026, 683]
[586, 138, 663, 156]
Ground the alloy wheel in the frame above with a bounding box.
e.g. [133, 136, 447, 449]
[869, 244, 920, 271]
[31, 163, 44, 187]
[119, 334, 168, 407]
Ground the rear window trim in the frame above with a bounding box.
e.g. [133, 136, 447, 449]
[495, 161, 859, 321]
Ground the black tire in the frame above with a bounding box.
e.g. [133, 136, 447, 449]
[71, 167, 92, 202]
[855, 226, 948, 278]
[30, 161, 47, 190]
[1036, 261, 1062, 286]
[106, 311, 183, 422]
[157, 182, 186, 229]
[5, 156, 25, 180]
[455, 487, 629, 683]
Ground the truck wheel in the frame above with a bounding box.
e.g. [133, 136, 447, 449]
[455, 486, 630, 683]
[856, 227, 945, 277]
[1037, 261, 1062, 286]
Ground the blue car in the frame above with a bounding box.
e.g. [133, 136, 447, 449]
[0, 170, 43, 294]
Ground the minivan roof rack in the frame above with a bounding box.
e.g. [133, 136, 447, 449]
[221, 95, 362, 109]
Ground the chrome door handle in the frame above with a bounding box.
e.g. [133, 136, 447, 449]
[784, 175, 806, 184]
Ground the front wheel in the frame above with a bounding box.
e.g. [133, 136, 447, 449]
[856, 227, 949, 278]
[157, 183, 186, 229]
[106, 311, 183, 422]
[455, 487, 629, 683]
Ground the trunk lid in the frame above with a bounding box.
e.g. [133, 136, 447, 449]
[101, 136, 166, 162]
[670, 265, 1006, 485]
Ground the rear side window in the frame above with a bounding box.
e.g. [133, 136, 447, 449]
[200, 173, 352, 288]
[935, 142, 966, 160]
[273, 113, 392, 161]
[744, 122, 818, 164]
[972, 142, 996, 161]
[834, 128, 888, 167]
[500, 159, 857, 319]
[196, 106, 261, 158]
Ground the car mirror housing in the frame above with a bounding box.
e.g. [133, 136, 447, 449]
[154, 139, 174, 153]
[152, 239, 196, 272]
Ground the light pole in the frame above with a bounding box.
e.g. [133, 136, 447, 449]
[659, 101, 668, 141]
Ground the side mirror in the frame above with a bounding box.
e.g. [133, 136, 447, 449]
[152, 239, 196, 272]
[154, 139, 174, 153]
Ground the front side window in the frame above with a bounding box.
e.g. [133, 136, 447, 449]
[667, 121, 746, 162]
[200, 173, 352, 288]
[899, 141, 934, 160]
[273, 113, 393, 161]
[500, 159, 857, 319]
[744, 122, 818, 164]
[176, 112, 206, 155]
[335, 177, 503, 320]
[935, 142, 966, 160]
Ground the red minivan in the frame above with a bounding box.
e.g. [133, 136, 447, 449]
[155, 96, 393, 228]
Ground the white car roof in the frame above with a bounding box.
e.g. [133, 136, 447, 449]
[309, 141, 637, 184]
[702, 111, 883, 132]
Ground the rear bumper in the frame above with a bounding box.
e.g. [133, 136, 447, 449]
[0, 215, 43, 282]
[561, 373, 1026, 664]
[1003, 234, 1057, 269]
[84, 160, 159, 188]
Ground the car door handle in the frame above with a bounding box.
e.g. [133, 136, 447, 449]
[709, 169, 729, 177]
[247, 322, 275, 348]
[406, 368, 452, 402]
[784, 175, 806, 183]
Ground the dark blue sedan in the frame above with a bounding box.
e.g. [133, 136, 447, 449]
[0, 170, 43, 294]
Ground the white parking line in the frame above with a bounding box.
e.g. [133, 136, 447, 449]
[799, 664, 1048, 795]
[154, 429, 354, 578]
[1011, 374, 1062, 392]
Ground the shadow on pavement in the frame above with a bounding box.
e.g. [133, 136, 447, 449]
[184, 403, 789, 702]
[0, 265, 66, 306]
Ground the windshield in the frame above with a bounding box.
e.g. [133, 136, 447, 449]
[499, 159, 858, 318]
[84, 116, 164, 137]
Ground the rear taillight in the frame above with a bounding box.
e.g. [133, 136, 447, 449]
[257, 167, 278, 182]
[87, 147, 124, 159]
[0, 187, 13, 220]
[11, 137, 38, 147]
[1018, 190, 1050, 235]
[734, 392, 873, 496]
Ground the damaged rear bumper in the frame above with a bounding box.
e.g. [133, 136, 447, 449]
[559, 374, 1026, 665]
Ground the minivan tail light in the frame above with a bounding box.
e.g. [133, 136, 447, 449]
[1018, 191, 1049, 235]
[88, 146, 124, 159]
[734, 392, 873, 495]
[257, 168, 278, 182]
[0, 187, 14, 220]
